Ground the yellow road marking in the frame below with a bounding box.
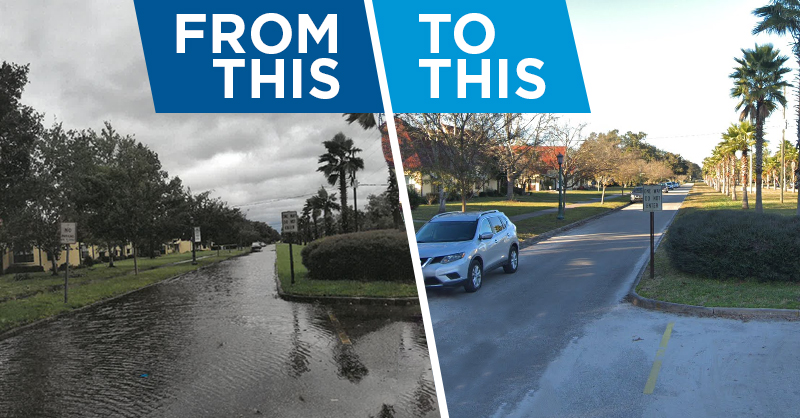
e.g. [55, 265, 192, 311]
[328, 312, 352, 345]
[643, 322, 674, 394]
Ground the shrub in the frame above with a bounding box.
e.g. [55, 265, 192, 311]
[300, 229, 414, 283]
[83, 256, 95, 267]
[406, 186, 425, 210]
[3, 265, 44, 275]
[425, 193, 438, 205]
[664, 210, 800, 282]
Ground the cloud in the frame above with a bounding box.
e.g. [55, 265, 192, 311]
[0, 2, 391, 230]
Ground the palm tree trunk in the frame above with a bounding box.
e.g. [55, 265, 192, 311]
[756, 107, 765, 214]
[742, 152, 749, 210]
[731, 156, 736, 201]
[339, 168, 348, 232]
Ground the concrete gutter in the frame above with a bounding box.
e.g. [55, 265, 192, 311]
[272, 258, 420, 307]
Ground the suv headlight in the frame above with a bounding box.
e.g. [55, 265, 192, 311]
[441, 252, 466, 264]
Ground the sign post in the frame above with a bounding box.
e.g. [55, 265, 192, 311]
[642, 185, 663, 279]
[60, 222, 77, 303]
[282, 211, 298, 285]
[192, 226, 201, 265]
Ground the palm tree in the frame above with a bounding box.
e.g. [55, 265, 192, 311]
[317, 133, 364, 233]
[343, 113, 378, 130]
[723, 121, 756, 208]
[730, 44, 790, 213]
[753, 0, 800, 214]
[312, 187, 340, 236]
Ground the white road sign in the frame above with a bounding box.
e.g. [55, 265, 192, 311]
[642, 185, 663, 212]
[60, 222, 77, 244]
[194, 226, 201, 243]
[282, 211, 298, 233]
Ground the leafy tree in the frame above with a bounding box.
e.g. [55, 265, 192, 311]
[730, 43, 791, 213]
[0, 62, 42, 270]
[494, 113, 555, 200]
[400, 113, 497, 212]
[576, 134, 623, 203]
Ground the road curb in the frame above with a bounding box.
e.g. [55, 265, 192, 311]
[519, 201, 634, 249]
[272, 253, 420, 307]
[0, 251, 251, 342]
[626, 185, 800, 321]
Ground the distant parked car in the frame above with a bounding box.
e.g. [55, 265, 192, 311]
[660, 183, 669, 193]
[631, 186, 643, 202]
[416, 210, 520, 293]
[251, 242, 262, 252]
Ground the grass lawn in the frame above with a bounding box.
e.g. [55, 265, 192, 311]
[411, 187, 628, 225]
[275, 244, 419, 298]
[0, 249, 249, 333]
[636, 183, 800, 309]
[513, 200, 630, 240]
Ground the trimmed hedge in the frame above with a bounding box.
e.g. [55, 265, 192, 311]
[665, 210, 800, 282]
[300, 229, 414, 282]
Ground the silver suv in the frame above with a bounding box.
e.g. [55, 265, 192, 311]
[416, 210, 520, 293]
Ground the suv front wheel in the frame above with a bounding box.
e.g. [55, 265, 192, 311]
[464, 259, 483, 293]
[503, 246, 518, 274]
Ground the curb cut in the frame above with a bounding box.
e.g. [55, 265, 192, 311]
[519, 201, 634, 249]
[0, 251, 251, 342]
[272, 252, 420, 307]
[625, 185, 800, 321]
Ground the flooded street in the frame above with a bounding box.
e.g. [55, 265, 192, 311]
[0, 247, 437, 418]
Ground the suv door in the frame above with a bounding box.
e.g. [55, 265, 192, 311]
[487, 216, 509, 266]
[477, 218, 499, 269]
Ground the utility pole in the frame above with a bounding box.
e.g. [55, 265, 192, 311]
[782, 96, 786, 203]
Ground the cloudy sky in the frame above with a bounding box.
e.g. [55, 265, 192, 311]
[568, 0, 797, 165]
[0, 1, 390, 230]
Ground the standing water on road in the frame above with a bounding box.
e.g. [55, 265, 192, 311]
[0, 247, 437, 418]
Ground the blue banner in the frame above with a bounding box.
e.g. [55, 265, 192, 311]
[133, 0, 383, 112]
[372, 0, 590, 113]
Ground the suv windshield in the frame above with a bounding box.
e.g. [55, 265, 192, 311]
[633, 187, 643, 193]
[417, 221, 478, 243]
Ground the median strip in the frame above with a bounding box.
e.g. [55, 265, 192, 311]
[643, 321, 674, 394]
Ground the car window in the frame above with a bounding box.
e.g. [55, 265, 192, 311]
[416, 221, 478, 243]
[478, 219, 493, 236]
[488, 217, 504, 233]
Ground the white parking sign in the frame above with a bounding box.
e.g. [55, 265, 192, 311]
[60, 222, 77, 244]
[642, 185, 662, 212]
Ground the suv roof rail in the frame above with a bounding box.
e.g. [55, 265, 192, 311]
[479, 210, 499, 216]
[430, 211, 462, 219]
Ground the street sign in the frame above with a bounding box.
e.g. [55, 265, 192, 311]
[642, 185, 662, 212]
[60, 222, 77, 244]
[282, 211, 298, 233]
[194, 226, 201, 243]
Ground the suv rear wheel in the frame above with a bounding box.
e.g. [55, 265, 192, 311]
[464, 259, 483, 293]
[503, 245, 518, 274]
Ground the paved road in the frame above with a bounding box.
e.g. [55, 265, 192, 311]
[427, 185, 800, 417]
[0, 247, 438, 418]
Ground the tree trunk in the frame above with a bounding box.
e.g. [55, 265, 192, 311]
[742, 152, 749, 210]
[133, 245, 138, 275]
[731, 156, 736, 201]
[339, 169, 348, 233]
[601, 184, 606, 204]
[506, 173, 515, 200]
[461, 188, 467, 212]
[108, 243, 115, 268]
[756, 106, 764, 214]
[437, 186, 446, 214]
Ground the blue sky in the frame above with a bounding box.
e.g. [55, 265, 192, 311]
[568, 0, 798, 166]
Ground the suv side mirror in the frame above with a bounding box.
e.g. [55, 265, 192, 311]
[479, 232, 493, 240]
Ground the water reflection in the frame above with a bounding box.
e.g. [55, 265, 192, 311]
[0, 247, 438, 417]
